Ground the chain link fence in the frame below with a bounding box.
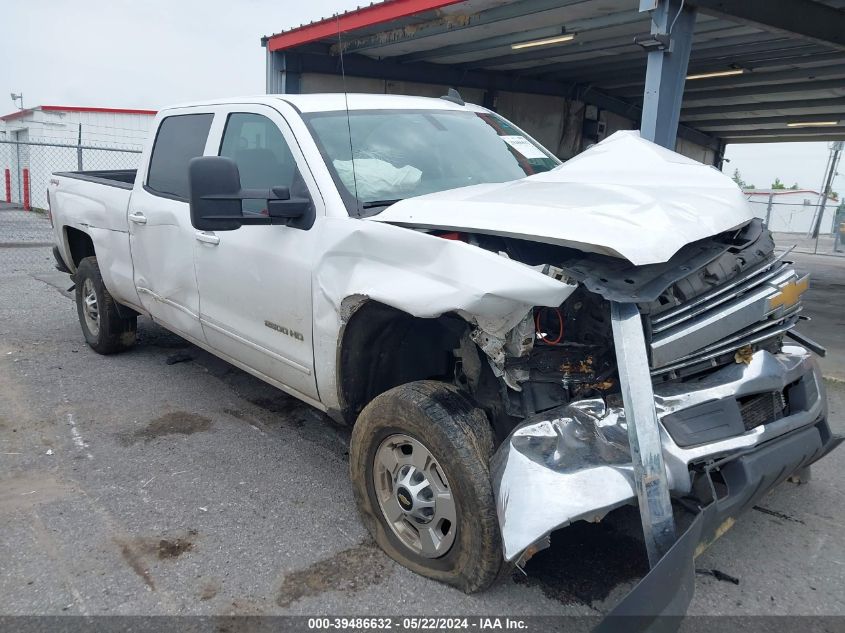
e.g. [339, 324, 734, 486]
[747, 196, 845, 257]
[2, 136, 843, 276]
[0, 138, 142, 271]
[0, 138, 142, 211]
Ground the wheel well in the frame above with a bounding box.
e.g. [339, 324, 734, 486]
[338, 301, 466, 424]
[65, 227, 95, 268]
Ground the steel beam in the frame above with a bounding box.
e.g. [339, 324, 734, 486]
[693, 112, 845, 131]
[681, 77, 845, 104]
[392, 9, 644, 64]
[616, 62, 845, 98]
[598, 50, 842, 90]
[689, 0, 845, 52]
[722, 127, 845, 139]
[279, 52, 302, 94]
[461, 14, 731, 71]
[640, 0, 697, 149]
[610, 301, 676, 567]
[264, 0, 464, 52]
[330, 0, 594, 55]
[527, 39, 822, 81]
[266, 49, 284, 93]
[682, 96, 845, 118]
[723, 133, 845, 144]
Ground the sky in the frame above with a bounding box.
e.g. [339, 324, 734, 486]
[1, 0, 841, 195]
[724, 142, 842, 195]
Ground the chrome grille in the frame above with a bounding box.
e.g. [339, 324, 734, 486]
[649, 253, 807, 377]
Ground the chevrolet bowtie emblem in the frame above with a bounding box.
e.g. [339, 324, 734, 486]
[768, 274, 809, 312]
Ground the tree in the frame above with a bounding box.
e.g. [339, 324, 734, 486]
[789, 183, 800, 190]
[772, 178, 786, 190]
[731, 169, 754, 189]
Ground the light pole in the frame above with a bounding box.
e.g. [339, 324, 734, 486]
[10, 93, 24, 110]
[811, 141, 842, 246]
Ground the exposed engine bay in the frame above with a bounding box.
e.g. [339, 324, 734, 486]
[448, 218, 807, 440]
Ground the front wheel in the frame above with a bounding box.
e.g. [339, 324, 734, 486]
[75, 256, 137, 354]
[350, 381, 505, 593]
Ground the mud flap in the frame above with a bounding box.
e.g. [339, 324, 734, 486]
[596, 506, 708, 633]
[596, 421, 841, 633]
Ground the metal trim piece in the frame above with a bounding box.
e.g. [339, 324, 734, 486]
[611, 301, 676, 566]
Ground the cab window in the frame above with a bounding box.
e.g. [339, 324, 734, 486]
[147, 114, 213, 199]
[219, 113, 300, 215]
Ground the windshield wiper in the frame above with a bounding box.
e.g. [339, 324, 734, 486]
[361, 199, 403, 209]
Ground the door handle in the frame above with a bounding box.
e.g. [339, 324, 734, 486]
[128, 212, 147, 224]
[195, 231, 220, 246]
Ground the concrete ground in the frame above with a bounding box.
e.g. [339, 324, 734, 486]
[790, 251, 845, 381]
[1, 210, 844, 618]
[772, 231, 845, 259]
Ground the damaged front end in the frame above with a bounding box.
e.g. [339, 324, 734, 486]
[345, 131, 840, 620]
[471, 219, 842, 620]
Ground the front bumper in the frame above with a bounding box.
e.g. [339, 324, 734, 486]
[491, 345, 831, 562]
[600, 415, 841, 625]
[491, 345, 841, 620]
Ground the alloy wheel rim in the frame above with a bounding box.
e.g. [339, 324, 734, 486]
[373, 433, 457, 559]
[82, 278, 100, 337]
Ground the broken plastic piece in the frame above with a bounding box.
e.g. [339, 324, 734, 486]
[491, 398, 636, 561]
[696, 568, 740, 585]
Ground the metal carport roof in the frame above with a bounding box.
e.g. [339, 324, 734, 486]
[262, 0, 845, 148]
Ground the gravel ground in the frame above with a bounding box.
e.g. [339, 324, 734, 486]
[0, 204, 53, 246]
[1, 209, 843, 619]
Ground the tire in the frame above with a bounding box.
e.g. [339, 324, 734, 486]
[350, 380, 505, 593]
[74, 256, 137, 355]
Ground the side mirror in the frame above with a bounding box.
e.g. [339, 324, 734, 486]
[188, 156, 310, 231]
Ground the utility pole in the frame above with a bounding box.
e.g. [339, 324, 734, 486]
[811, 142, 842, 241]
[77, 124, 84, 171]
[764, 192, 775, 228]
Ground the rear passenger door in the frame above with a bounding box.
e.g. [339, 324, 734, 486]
[129, 111, 213, 342]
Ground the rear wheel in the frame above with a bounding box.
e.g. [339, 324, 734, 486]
[75, 256, 137, 354]
[350, 380, 505, 593]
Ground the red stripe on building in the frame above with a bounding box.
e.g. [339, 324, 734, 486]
[266, 0, 465, 52]
[0, 109, 33, 122]
[40, 106, 157, 116]
[1, 105, 157, 121]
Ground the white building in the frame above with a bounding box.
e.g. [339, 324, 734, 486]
[0, 105, 156, 210]
[743, 188, 839, 235]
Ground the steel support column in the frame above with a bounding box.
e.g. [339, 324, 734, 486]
[639, 0, 697, 149]
[266, 50, 301, 94]
[611, 301, 676, 567]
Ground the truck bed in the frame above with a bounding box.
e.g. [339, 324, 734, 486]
[53, 169, 137, 190]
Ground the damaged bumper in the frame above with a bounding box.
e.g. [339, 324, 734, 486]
[492, 344, 841, 614]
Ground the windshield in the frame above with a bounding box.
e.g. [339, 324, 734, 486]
[304, 109, 560, 215]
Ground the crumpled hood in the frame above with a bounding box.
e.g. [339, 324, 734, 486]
[369, 131, 753, 266]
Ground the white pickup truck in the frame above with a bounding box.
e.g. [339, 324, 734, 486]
[48, 93, 839, 615]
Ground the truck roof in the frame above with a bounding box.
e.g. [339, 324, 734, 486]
[159, 93, 488, 115]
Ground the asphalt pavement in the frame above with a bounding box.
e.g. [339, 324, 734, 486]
[1, 210, 844, 618]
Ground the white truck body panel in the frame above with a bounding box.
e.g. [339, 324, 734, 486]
[45, 94, 836, 619]
[48, 95, 758, 416]
[373, 131, 753, 266]
[49, 175, 141, 309]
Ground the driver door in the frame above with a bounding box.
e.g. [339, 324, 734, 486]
[193, 105, 322, 400]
